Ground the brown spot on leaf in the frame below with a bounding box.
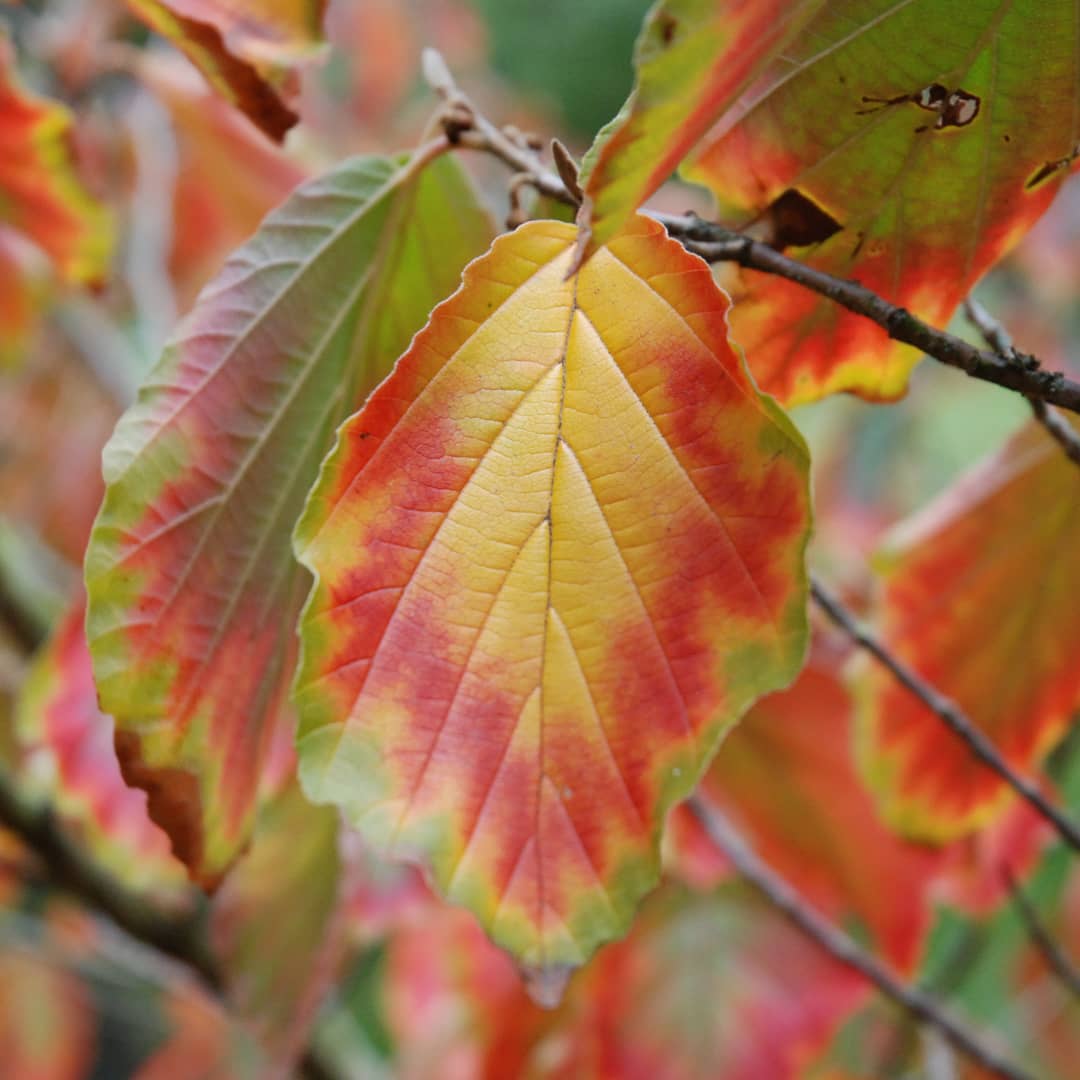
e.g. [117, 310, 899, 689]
[657, 12, 678, 45]
[759, 189, 841, 250]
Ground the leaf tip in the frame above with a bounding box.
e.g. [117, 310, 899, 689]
[520, 962, 573, 1009]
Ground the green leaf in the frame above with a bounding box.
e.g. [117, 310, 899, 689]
[83, 150, 494, 887]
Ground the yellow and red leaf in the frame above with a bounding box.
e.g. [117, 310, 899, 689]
[84, 151, 494, 887]
[684, 0, 1080, 404]
[860, 418, 1080, 839]
[293, 215, 811, 980]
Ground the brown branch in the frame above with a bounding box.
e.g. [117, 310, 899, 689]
[1003, 868, 1080, 1001]
[681, 228, 1080, 413]
[962, 298, 1080, 465]
[420, 51, 1080, 416]
[810, 577, 1080, 855]
[688, 795, 1033, 1080]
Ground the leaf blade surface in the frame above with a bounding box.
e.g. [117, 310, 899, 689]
[294, 215, 811, 976]
[84, 151, 493, 886]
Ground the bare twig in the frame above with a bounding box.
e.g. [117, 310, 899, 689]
[681, 229, 1080, 413]
[1004, 868, 1080, 1001]
[963, 298, 1080, 465]
[688, 795, 1033, 1080]
[810, 576, 1080, 855]
[421, 54, 1080, 416]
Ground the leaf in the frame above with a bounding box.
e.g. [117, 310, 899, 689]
[576, 0, 826, 260]
[859, 418, 1080, 840]
[15, 596, 190, 901]
[84, 150, 494, 887]
[683, 0, 1080, 404]
[0, 34, 112, 363]
[210, 780, 345, 1074]
[668, 637, 942, 971]
[126, 0, 327, 141]
[293, 215, 811, 983]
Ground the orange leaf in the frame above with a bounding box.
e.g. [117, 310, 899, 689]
[668, 638, 942, 972]
[860, 418, 1080, 839]
[0, 34, 112, 363]
[684, 0, 1080, 404]
[294, 215, 811, 984]
[126, 0, 327, 141]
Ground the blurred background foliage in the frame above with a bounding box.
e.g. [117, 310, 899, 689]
[1, 1, 1079, 1078]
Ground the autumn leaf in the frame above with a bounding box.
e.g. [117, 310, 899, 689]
[84, 150, 494, 887]
[576, 0, 826, 261]
[210, 781, 345, 1075]
[15, 597, 189, 901]
[126, 0, 327, 141]
[684, 0, 1080, 404]
[293, 215, 811, 987]
[859, 418, 1080, 840]
[667, 638, 942, 972]
[0, 34, 112, 364]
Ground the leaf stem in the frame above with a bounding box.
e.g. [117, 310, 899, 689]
[810, 576, 1080, 855]
[688, 794, 1034, 1080]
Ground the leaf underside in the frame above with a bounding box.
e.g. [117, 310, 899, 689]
[84, 152, 493, 886]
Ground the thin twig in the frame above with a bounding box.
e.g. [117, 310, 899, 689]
[421, 51, 1080, 416]
[963, 298, 1080, 465]
[688, 795, 1033, 1080]
[810, 576, 1080, 855]
[1004, 868, 1080, 1001]
[681, 229, 1080, 413]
